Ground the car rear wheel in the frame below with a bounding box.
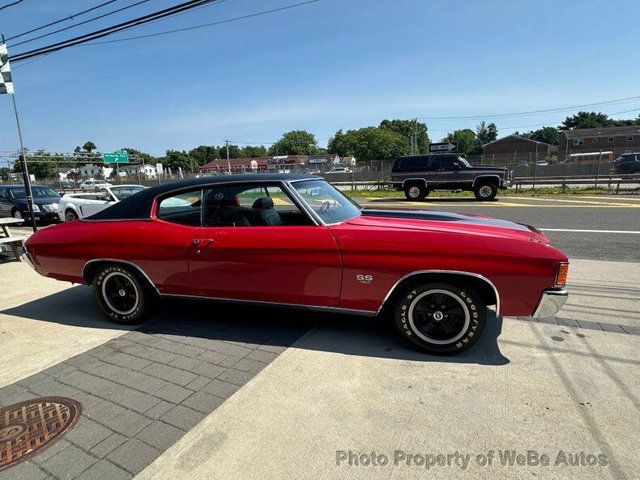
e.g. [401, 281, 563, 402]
[394, 283, 486, 355]
[93, 265, 151, 324]
[474, 182, 498, 201]
[65, 209, 79, 221]
[404, 183, 428, 201]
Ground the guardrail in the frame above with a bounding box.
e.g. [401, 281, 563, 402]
[512, 174, 640, 193]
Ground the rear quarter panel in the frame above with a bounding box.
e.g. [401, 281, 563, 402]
[24, 219, 194, 294]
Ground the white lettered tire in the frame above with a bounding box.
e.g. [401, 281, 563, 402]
[93, 265, 150, 324]
[394, 283, 486, 354]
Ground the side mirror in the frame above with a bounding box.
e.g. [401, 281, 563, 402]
[453, 162, 460, 170]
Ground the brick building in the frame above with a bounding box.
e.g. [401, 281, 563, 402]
[482, 135, 553, 164]
[559, 125, 640, 161]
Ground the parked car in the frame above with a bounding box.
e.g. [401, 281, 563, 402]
[80, 179, 112, 191]
[59, 184, 146, 221]
[325, 167, 353, 174]
[535, 160, 549, 166]
[0, 184, 61, 224]
[23, 174, 568, 355]
[610, 153, 640, 174]
[391, 154, 513, 201]
[57, 180, 75, 189]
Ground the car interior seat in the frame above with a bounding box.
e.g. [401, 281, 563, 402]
[252, 197, 282, 226]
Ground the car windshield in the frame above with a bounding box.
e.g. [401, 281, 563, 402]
[110, 186, 145, 200]
[458, 158, 472, 168]
[291, 179, 361, 224]
[10, 186, 59, 199]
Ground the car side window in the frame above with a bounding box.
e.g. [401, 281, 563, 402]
[202, 184, 313, 227]
[0, 187, 6, 198]
[157, 190, 202, 226]
[437, 156, 456, 170]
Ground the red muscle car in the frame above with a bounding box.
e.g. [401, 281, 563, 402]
[22, 174, 569, 355]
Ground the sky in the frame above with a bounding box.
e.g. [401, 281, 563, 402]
[0, 0, 639, 161]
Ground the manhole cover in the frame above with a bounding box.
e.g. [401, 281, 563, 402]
[0, 396, 82, 472]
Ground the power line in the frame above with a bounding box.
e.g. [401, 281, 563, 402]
[10, 0, 222, 62]
[87, 0, 322, 45]
[416, 95, 640, 120]
[6, 1, 120, 41]
[0, 0, 25, 13]
[12, 0, 153, 48]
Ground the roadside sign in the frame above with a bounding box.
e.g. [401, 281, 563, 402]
[429, 142, 458, 153]
[102, 150, 129, 164]
[155, 163, 164, 175]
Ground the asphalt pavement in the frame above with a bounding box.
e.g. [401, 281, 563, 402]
[355, 195, 640, 262]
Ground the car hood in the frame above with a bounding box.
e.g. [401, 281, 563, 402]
[15, 196, 60, 206]
[348, 209, 548, 243]
[469, 164, 508, 171]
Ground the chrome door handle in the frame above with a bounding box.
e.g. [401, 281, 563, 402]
[192, 239, 214, 247]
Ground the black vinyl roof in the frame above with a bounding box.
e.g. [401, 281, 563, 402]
[87, 173, 319, 221]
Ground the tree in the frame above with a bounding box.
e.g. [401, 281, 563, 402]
[444, 129, 476, 155]
[522, 127, 561, 145]
[13, 150, 59, 179]
[123, 147, 157, 165]
[379, 119, 430, 154]
[475, 121, 498, 145]
[328, 127, 408, 162]
[188, 145, 218, 165]
[241, 145, 267, 157]
[82, 141, 97, 153]
[162, 150, 194, 173]
[269, 130, 318, 155]
[218, 144, 241, 159]
[560, 111, 611, 130]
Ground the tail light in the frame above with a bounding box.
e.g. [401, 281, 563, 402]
[555, 262, 569, 287]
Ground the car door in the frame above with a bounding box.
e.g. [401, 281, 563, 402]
[80, 189, 115, 217]
[188, 182, 342, 307]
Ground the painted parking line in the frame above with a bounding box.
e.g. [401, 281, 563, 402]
[541, 228, 640, 234]
[504, 196, 638, 206]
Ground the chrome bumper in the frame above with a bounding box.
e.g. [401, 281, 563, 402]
[532, 289, 568, 318]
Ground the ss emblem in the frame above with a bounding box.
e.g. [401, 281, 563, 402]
[356, 274, 373, 284]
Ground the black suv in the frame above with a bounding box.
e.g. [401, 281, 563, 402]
[391, 154, 513, 201]
[610, 153, 640, 174]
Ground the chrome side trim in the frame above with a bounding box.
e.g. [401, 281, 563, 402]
[532, 289, 568, 318]
[376, 269, 501, 316]
[401, 178, 429, 188]
[82, 258, 160, 295]
[162, 293, 377, 317]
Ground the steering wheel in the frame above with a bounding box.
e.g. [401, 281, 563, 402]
[319, 201, 332, 214]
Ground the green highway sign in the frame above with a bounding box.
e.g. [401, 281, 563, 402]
[103, 150, 129, 164]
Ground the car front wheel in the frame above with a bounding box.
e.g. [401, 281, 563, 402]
[474, 182, 498, 201]
[93, 265, 151, 324]
[404, 183, 428, 201]
[65, 209, 79, 221]
[394, 283, 486, 355]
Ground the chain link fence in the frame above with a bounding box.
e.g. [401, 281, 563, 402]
[1, 149, 638, 192]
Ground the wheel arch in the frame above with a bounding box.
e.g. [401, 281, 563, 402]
[472, 175, 500, 187]
[401, 178, 428, 188]
[82, 259, 159, 295]
[377, 270, 499, 316]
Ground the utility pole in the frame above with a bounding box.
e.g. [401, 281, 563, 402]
[2, 34, 37, 233]
[225, 139, 231, 174]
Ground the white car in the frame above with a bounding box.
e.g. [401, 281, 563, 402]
[325, 167, 353, 174]
[80, 179, 112, 191]
[58, 185, 146, 221]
